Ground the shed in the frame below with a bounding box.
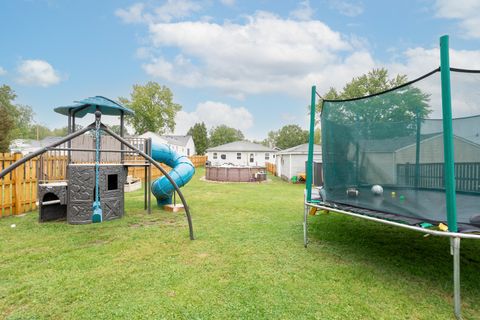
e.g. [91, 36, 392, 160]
[359, 133, 480, 185]
[275, 143, 322, 181]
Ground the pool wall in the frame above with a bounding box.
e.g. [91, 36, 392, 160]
[205, 166, 267, 182]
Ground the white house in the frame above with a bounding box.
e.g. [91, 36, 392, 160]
[161, 135, 196, 156]
[275, 143, 322, 181]
[138, 132, 196, 156]
[206, 141, 276, 167]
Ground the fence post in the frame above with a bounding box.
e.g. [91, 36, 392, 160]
[13, 153, 23, 215]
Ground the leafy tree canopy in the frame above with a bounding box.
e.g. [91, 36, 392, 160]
[108, 124, 130, 136]
[267, 124, 309, 150]
[0, 85, 16, 152]
[187, 122, 208, 155]
[319, 68, 431, 137]
[120, 82, 182, 134]
[209, 125, 244, 148]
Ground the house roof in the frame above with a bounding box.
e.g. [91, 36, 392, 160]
[161, 135, 192, 147]
[276, 143, 322, 155]
[359, 133, 439, 153]
[138, 132, 167, 145]
[207, 141, 275, 152]
[54, 96, 134, 118]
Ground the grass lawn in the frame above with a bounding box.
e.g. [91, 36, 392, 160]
[1, 167, 480, 319]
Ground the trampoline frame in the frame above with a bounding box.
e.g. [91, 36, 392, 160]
[304, 35, 479, 319]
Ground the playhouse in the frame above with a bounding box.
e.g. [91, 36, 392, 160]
[0, 96, 195, 239]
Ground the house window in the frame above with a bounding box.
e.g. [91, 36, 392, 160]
[249, 153, 254, 163]
[187, 148, 190, 156]
[237, 153, 241, 159]
[221, 154, 226, 160]
[213, 153, 217, 159]
[265, 153, 270, 160]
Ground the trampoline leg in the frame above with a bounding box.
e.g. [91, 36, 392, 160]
[451, 237, 461, 319]
[303, 205, 308, 248]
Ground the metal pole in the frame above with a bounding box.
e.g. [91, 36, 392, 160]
[67, 109, 72, 165]
[0, 125, 94, 180]
[415, 111, 421, 188]
[303, 204, 309, 248]
[306, 85, 316, 202]
[102, 126, 194, 240]
[147, 138, 152, 215]
[451, 237, 461, 319]
[440, 35, 458, 232]
[120, 110, 124, 163]
[144, 157, 148, 210]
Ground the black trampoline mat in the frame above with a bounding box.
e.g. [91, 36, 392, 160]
[325, 187, 480, 229]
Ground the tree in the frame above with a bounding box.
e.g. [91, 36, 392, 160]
[108, 124, 130, 136]
[314, 127, 321, 145]
[0, 85, 16, 152]
[209, 125, 244, 148]
[187, 122, 208, 155]
[119, 82, 182, 134]
[318, 68, 431, 138]
[10, 105, 34, 139]
[261, 130, 278, 148]
[268, 124, 309, 150]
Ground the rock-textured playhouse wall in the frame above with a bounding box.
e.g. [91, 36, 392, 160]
[67, 164, 127, 224]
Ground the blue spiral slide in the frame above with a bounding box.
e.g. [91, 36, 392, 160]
[150, 143, 195, 206]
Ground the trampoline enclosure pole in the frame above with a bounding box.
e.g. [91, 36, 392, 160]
[306, 85, 316, 203]
[451, 237, 461, 319]
[439, 35, 458, 232]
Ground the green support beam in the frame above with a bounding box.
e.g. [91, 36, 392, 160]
[306, 85, 316, 203]
[439, 35, 458, 232]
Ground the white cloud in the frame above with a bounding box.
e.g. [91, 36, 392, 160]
[328, 0, 364, 17]
[0, 66, 6, 76]
[16, 59, 61, 87]
[140, 11, 373, 97]
[290, 0, 314, 21]
[435, 0, 480, 39]
[116, 1, 202, 24]
[174, 101, 254, 134]
[115, 3, 145, 24]
[387, 46, 480, 118]
[219, 0, 235, 6]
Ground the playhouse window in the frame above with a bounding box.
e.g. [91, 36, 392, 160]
[107, 174, 118, 191]
[213, 153, 217, 159]
[221, 154, 226, 160]
[237, 153, 241, 159]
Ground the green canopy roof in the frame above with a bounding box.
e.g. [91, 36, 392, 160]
[54, 96, 134, 118]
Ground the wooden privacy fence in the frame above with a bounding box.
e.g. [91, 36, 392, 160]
[0, 153, 207, 217]
[266, 162, 277, 175]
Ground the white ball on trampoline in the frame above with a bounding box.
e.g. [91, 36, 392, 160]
[371, 185, 383, 196]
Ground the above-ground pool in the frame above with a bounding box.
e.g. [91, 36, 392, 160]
[205, 166, 266, 182]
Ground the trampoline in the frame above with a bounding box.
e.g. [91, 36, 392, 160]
[323, 187, 480, 232]
[304, 35, 480, 319]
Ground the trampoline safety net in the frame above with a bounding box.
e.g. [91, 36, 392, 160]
[321, 69, 480, 231]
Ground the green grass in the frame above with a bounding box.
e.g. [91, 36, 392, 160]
[1, 167, 480, 319]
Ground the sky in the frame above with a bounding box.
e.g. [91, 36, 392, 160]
[1, 0, 480, 140]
